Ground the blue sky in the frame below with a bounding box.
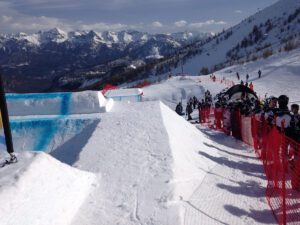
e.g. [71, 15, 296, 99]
[0, 0, 278, 34]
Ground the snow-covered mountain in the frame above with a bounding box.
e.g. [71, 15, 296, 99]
[0, 29, 210, 92]
[82, 0, 300, 91]
[171, 0, 300, 76]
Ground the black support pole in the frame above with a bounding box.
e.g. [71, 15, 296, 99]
[0, 70, 14, 154]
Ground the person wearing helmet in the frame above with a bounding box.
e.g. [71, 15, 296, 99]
[275, 95, 292, 134]
[263, 96, 278, 125]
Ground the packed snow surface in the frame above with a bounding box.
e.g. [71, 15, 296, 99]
[0, 151, 96, 225]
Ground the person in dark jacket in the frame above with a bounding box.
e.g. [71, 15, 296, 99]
[258, 70, 262, 78]
[175, 102, 183, 115]
[186, 103, 193, 120]
[275, 95, 291, 135]
[291, 104, 300, 142]
[193, 96, 198, 109]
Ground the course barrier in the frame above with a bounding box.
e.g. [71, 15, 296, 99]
[199, 107, 300, 225]
[4, 91, 111, 152]
[194, 76, 235, 88]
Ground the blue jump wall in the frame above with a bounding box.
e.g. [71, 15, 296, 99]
[4, 92, 100, 152]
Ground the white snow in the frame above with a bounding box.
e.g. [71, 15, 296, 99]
[146, 46, 164, 59]
[209, 48, 300, 104]
[0, 151, 96, 225]
[169, 0, 300, 76]
[64, 101, 219, 225]
[7, 91, 109, 116]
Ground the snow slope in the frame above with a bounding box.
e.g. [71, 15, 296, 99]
[47, 99, 274, 225]
[210, 48, 300, 104]
[0, 151, 96, 225]
[169, 0, 300, 76]
[51, 101, 217, 225]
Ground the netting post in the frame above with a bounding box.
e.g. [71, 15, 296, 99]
[280, 122, 287, 225]
[0, 70, 14, 154]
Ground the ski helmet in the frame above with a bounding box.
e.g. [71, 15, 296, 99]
[277, 95, 289, 108]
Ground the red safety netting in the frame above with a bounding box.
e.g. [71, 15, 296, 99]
[199, 107, 300, 225]
[194, 76, 235, 88]
[101, 84, 117, 95]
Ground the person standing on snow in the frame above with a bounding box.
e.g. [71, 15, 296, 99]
[290, 104, 300, 142]
[263, 96, 278, 126]
[193, 96, 198, 109]
[186, 102, 193, 121]
[249, 82, 254, 90]
[175, 102, 183, 115]
[246, 74, 249, 83]
[258, 70, 262, 78]
[275, 95, 292, 134]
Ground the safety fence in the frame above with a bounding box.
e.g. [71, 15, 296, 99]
[193, 76, 236, 88]
[101, 84, 117, 95]
[199, 107, 300, 225]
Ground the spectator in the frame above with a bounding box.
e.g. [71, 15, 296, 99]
[175, 102, 183, 115]
[258, 70, 262, 78]
[291, 104, 300, 142]
[246, 74, 249, 83]
[275, 95, 291, 134]
[264, 96, 278, 126]
[186, 102, 193, 120]
[249, 82, 254, 90]
[193, 96, 198, 109]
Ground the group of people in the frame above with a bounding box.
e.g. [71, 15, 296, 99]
[215, 93, 300, 143]
[236, 70, 262, 81]
[175, 90, 213, 121]
[240, 80, 254, 90]
[175, 90, 299, 143]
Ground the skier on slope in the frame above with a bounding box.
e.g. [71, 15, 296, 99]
[258, 70, 262, 78]
[246, 74, 249, 83]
